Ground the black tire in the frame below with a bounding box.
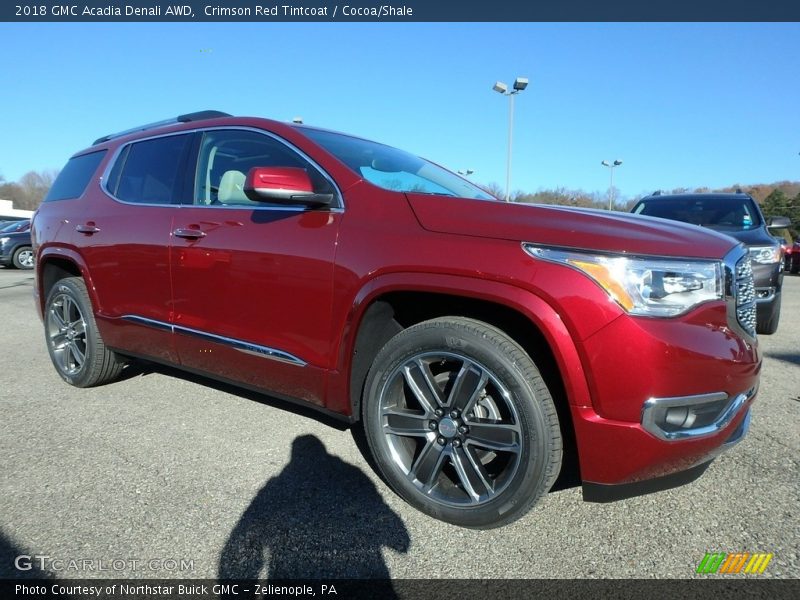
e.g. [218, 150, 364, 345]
[756, 293, 781, 335]
[362, 317, 562, 528]
[12, 246, 34, 270]
[43, 277, 125, 387]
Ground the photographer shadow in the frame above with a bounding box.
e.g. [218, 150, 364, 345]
[218, 434, 409, 582]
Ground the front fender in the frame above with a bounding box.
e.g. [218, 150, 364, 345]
[325, 271, 593, 416]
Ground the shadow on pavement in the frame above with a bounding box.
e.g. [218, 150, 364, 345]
[765, 351, 800, 367]
[0, 530, 53, 579]
[218, 435, 409, 582]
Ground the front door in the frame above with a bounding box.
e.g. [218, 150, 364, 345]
[170, 128, 341, 406]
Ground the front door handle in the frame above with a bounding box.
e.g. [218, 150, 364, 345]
[173, 227, 207, 240]
[75, 223, 100, 235]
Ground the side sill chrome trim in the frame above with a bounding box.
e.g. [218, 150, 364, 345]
[641, 386, 756, 442]
[120, 315, 307, 367]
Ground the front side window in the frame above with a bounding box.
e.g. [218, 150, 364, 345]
[193, 129, 334, 207]
[45, 150, 106, 202]
[107, 134, 192, 205]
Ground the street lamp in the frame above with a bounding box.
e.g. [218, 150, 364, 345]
[493, 76, 528, 202]
[601, 159, 623, 210]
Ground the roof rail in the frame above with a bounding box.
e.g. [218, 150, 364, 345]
[92, 110, 231, 145]
[651, 190, 662, 196]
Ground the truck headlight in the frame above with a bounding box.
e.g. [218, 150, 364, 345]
[748, 245, 782, 264]
[524, 245, 723, 317]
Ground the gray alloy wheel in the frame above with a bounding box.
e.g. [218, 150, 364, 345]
[12, 246, 34, 269]
[44, 277, 125, 387]
[47, 290, 88, 377]
[363, 317, 562, 528]
[378, 351, 523, 507]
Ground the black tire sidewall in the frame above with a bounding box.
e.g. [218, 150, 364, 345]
[363, 318, 559, 528]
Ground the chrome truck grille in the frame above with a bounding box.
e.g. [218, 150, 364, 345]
[729, 251, 757, 336]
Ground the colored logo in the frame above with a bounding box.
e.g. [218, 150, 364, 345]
[697, 552, 773, 574]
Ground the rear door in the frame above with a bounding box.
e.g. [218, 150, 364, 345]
[170, 128, 342, 405]
[76, 133, 194, 363]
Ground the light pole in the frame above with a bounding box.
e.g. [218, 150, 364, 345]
[601, 159, 623, 210]
[493, 77, 528, 202]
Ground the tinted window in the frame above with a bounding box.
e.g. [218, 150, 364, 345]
[634, 197, 763, 231]
[193, 130, 333, 207]
[44, 150, 106, 202]
[112, 134, 191, 205]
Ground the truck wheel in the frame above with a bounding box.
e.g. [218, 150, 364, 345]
[362, 317, 562, 528]
[44, 277, 125, 387]
[12, 246, 34, 269]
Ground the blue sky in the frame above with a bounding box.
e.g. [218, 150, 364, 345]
[1, 22, 798, 201]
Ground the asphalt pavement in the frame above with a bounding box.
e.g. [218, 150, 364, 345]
[1, 266, 798, 580]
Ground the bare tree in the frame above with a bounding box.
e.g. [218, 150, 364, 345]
[13, 169, 59, 210]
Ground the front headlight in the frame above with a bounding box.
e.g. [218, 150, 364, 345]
[749, 245, 782, 264]
[524, 245, 723, 317]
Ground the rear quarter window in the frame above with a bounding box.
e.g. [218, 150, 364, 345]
[44, 150, 107, 202]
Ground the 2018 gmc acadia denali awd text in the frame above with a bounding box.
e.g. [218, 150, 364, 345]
[32, 111, 760, 528]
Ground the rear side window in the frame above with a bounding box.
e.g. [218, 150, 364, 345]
[44, 150, 107, 202]
[108, 134, 192, 205]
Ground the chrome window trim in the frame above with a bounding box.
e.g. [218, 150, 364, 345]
[120, 315, 307, 367]
[99, 126, 344, 211]
[641, 386, 756, 442]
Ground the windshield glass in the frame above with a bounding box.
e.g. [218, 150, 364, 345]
[633, 197, 762, 231]
[0, 220, 30, 233]
[301, 128, 495, 201]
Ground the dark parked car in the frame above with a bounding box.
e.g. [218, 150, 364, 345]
[32, 111, 759, 528]
[787, 239, 800, 274]
[0, 219, 33, 269]
[632, 193, 787, 334]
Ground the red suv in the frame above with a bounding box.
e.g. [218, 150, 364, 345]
[32, 111, 760, 528]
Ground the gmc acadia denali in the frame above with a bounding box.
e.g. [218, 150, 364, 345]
[32, 111, 761, 528]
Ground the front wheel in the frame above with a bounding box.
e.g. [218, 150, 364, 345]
[362, 317, 562, 528]
[44, 277, 125, 387]
[12, 246, 34, 269]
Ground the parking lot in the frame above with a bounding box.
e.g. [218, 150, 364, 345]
[1, 266, 798, 581]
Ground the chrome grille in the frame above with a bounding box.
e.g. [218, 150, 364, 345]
[734, 257, 756, 335]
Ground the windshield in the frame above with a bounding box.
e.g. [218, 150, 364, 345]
[0, 220, 30, 233]
[301, 128, 495, 200]
[633, 197, 762, 231]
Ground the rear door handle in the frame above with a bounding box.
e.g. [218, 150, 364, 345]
[173, 227, 207, 240]
[75, 223, 100, 235]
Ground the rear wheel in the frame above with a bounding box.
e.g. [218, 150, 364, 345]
[12, 246, 34, 269]
[362, 317, 562, 528]
[44, 277, 125, 387]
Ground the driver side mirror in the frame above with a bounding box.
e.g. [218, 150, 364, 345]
[244, 167, 333, 207]
[768, 216, 791, 229]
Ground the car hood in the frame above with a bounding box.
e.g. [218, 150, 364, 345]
[405, 194, 738, 260]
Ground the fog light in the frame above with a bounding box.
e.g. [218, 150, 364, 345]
[664, 407, 697, 428]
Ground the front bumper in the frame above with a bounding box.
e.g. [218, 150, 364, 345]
[568, 293, 759, 493]
[582, 406, 752, 502]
